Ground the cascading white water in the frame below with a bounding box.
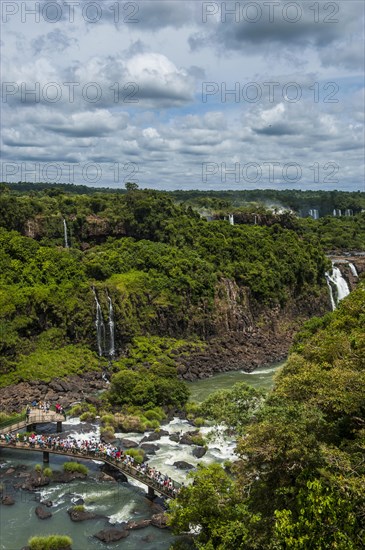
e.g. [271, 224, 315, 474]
[309, 209, 319, 220]
[107, 294, 115, 358]
[325, 265, 350, 310]
[349, 263, 358, 277]
[345, 209, 353, 217]
[325, 274, 336, 311]
[63, 218, 69, 248]
[228, 214, 234, 225]
[92, 288, 105, 357]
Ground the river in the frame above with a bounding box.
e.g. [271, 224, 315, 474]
[0, 362, 284, 550]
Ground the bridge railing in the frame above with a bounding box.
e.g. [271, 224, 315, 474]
[0, 413, 26, 431]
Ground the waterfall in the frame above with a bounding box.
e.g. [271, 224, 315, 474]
[92, 288, 105, 357]
[348, 263, 358, 277]
[325, 265, 350, 310]
[228, 214, 234, 225]
[309, 209, 319, 220]
[325, 274, 336, 311]
[107, 294, 115, 358]
[333, 209, 342, 217]
[254, 215, 257, 225]
[345, 209, 353, 217]
[63, 218, 69, 248]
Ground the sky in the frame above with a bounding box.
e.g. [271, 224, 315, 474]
[1, 0, 364, 191]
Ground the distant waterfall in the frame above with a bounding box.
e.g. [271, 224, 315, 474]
[92, 288, 105, 357]
[332, 209, 342, 217]
[325, 274, 336, 311]
[107, 294, 115, 358]
[345, 209, 353, 217]
[309, 209, 319, 220]
[228, 214, 234, 225]
[325, 265, 350, 310]
[254, 215, 257, 225]
[349, 263, 358, 277]
[63, 219, 69, 248]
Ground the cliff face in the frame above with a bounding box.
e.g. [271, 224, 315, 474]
[176, 278, 329, 381]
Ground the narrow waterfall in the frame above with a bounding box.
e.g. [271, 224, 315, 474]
[254, 215, 257, 225]
[228, 214, 234, 225]
[63, 218, 69, 248]
[107, 294, 115, 358]
[309, 209, 319, 220]
[92, 288, 105, 357]
[345, 209, 353, 217]
[325, 265, 350, 310]
[349, 263, 358, 277]
[325, 274, 336, 311]
[333, 209, 342, 217]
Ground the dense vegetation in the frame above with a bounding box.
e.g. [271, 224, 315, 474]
[168, 286, 365, 549]
[0, 184, 363, 420]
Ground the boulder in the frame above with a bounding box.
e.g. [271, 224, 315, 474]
[169, 433, 180, 443]
[1, 495, 15, 505]
[41, 500, 53, 507]
[192, 446, 207, 458]
[35, 506, 52, 519]
[173, 461, 194, 470]
[120, 438, 138, 448]
[140, 432, 162, 443]
[94, 528, 130, 542]
[126, 519, 151, 530]
[140, 443, 160, 455]
[98, 472, 117, 483]
[67, 508, 100, 522]
[151, 512, 168, 528]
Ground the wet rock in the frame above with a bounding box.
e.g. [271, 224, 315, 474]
[5, 468, 16, 475]
[169, 433, 180, 443]
[126, 519, 151, 530]
[151, 512, 168, 529]
[1, 495, 15, 505]
[35, 505, 52, 519]
[41, 500, 53, 507]
[140, 432, 162, 443]
[22, 472, 50, 491]
[179, 431, 199, 446]
[192, 446, 207, 458]
[173, 461, 194, 470]
[94, 528, 130, 542]
[120, 438, 138, 448]
[98, 472, 117, 482]
[67, 507, 101, 522]
[52, 471, 87, 484]
[140, 443, 160, 455]
[73, 498, 84, 506]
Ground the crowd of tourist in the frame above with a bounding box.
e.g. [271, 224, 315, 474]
[0, 431, 180, 497]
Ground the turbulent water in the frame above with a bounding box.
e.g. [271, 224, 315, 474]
[0, 363, 282, 550]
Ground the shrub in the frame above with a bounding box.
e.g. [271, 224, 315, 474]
[190, 433, 206, 447]
[125, 448, 145, 464]
[101, 414, 115, 426]
[71, 504, 85, 512]
[68, 404, 82, 417]
[144, 407, 166, 422]
[28, 535, 72, 550]
[192, 417, 205, 428]
[100, 425, 115, 439]
[63, 462, 88, 475]
[80, 411, 95, 422]
[144, 419, 160, 430]
[34, 464, 42, 473]
[114, 414, 146, 433]
[43, 467, 53, 478]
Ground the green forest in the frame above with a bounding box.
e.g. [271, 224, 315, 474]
[168, 285, 365, 549]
